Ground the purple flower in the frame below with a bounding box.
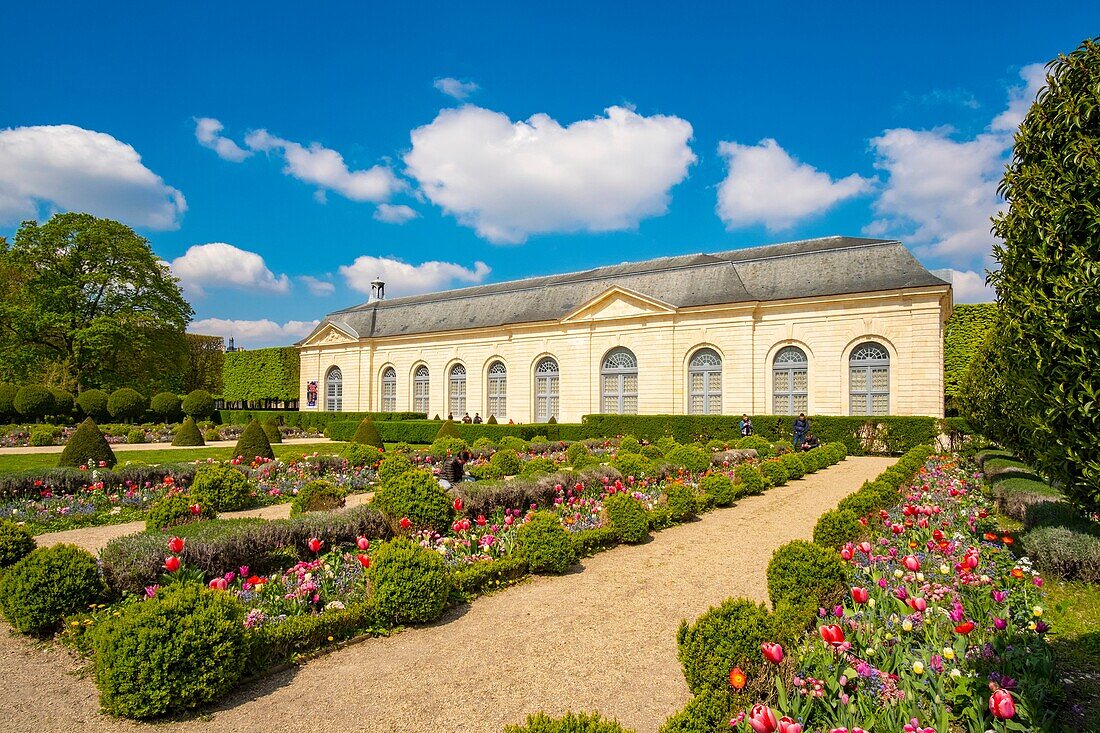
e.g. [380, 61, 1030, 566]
[144, 585, 159, 598]
[994, 617, 1008, 630]
[992, 589, 1008, 603]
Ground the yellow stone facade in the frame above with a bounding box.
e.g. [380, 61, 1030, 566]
[299, 283, 951, 422]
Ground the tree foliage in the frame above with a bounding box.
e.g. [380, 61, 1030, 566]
[988, 38, 1100, 509]
[184, 334, 225, 394]
[222, 347, 299, 401]
[943, 303, 998, 402]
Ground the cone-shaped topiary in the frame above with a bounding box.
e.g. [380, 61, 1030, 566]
[262, 418, 282, 444]
[434, 419, 461, 439]
[172, 416, 205, 446]
[351, 416, 384, 448]
[486, 414, 498, 425]
[232, 419, 274, 461]
[58, 418, 117, 468]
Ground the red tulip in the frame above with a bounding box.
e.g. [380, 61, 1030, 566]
[163, 555, 181, 572]
[307, 537, 324, 553]
[761, 642, 784, 664]
[729, 666, 746, 689]
[452, 497, 464, 512]
[989, 689, 1016, 719]
[777, 718, 802, 733]
[357, 554, 371, 568]
[955, 621, 975, 635]
[747, 704, 778, 733]
[476, 514, 487, 526]
[167, 536, 185, 554]
[356, 536, 370, 551]
[399, 516, 412, 530]
[902, 555, 921, 571]
[819, 624, 845, 647]
[851, 587, 869, 604]
[188, 503, 202, 515]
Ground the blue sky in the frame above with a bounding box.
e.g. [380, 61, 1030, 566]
[1, 2, 1096, 345]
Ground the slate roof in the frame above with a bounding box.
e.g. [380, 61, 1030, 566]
[306, 236, 949, 342]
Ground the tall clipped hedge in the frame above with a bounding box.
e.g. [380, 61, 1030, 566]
[222, 347, 300, 402]
[943, 303, 998, 402]
[988, 39, 1100, 509]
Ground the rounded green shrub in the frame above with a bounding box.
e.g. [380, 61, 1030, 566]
[145, 492, 216, 531]
[736, 435, 772, 457]
[506, 712, 634, 733]
[172, 416, 205, 446]
[14, 385, 55, 422]
[466, 461, 504, 480]
[664, 484, 697, 521]
[58, 417, 117, 468]
[611, 451, 654, 480]
[566, 442, 591, 467]
[641, 444, 665, 460]
[49, 388, 74, 418]
[149, 392, 181, 421]
[759, 460, 789, 488]
[232, 418, 274, 461]
[659, 688, 734, 733]
[519, 457, 557, 477]
[429, 436, 468, 458]
[618, 435, 641, 454]
[351, 416, 384, 448]
[378, 453, 414, 482]
[813, 509, 863, 549]
[700, 473, 736, 507]
[771, 598, 818, 647]
[290, 479, 347, 517]
[107, 388, 146, 422]
[517, 511, 576, 574]
[767, 540, 846, 609]
[779, 453, 806, 481]
[368, 537, 452, 623]
[0, 519, 36, 568]
[372, 468, 453, 533]
[472, 436, 495, 452]
[734, 465, 765, 496]
[827, 441, 848, 460]
[604, 492, 649, 544]
[76, 389, 109, 421]
[836, 489, 879, 518]
[491, 448, 522, 476]
[676, 597, 774, 695]
[189, 463, 254, 511]
[202, 428, 221, 442]
[92, 584, 246, 719]
[0, 544, 105, 634]
[342, 442, 382, 467]
[499, 435, 527, 452]
[180, 389, 214, 419]
[666, 445, 710, 474]
[30, 426, 57, 446]
[0, 382, 17, 421]
[126, 427, 146, 444]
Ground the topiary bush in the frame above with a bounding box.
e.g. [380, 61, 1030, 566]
[664, 484, 696, 521]
[91, 584, 247, 719]
[1020, 525, 1100, 583]
[0, 382, 17, 421]
[145, 492, 217, 531]
[0, 519, 36, 568]
[149, 392, 181, 421]
[378, 453, 414, 482]
[676, 597, 774, 694]
[49, 388, 74, 419]
[611, 451, 654, 480]
[506, 712, 635, 733]
[813, 508, 863, 549]
[466, 462, 504, 481]
[189, 463, 254, 512]
[491, 448, 522, 476]
[342, 442, 382, 467]
[767, 540, 846, 609]
[232, 418, 274, 461]
[700, 473, 736, 507]
[604, 492, 649, 544]
[517, 511, 576, 574]
[779, 453, 806, 481]
[290, 479, 347, 517]
[567, 442, 592, 466]
[435, 419, 461, 439]
[262, 418, 282, 444]
[126, 427, 146, 444]
[759, 460, 789, 488]
[107, 388, 146, 423]
[372, 468, 453, 533]
[14, 385, 55, 422]
[618, 435, 641, 454]
[736, 435, 772, 457]
[368, 537, 453, 624]
[351, 416, 384, 448]
[734, 465, 765, 496]
[659, 688, 735, 733]
[76, 388, 109, 421]
[519, 457, 557, 477]
[499, 435, 528, 452]
[666, 445, 710, 474]
[429, 436, 468, 459]
[0, 544, 105, 634]
[181, 389, 214, 419]
[58, 417, 117, 468]
[30, 426, 57, 446]
[172, 416, 205, 446]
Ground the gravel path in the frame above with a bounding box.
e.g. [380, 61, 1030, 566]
[0, 456, 894, 733]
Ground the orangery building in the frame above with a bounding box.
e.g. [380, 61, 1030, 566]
[297, 236, 952, 423]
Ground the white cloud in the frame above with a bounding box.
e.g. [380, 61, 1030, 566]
[194, 117, 252, 162]
[0, 124, 186, 230]
[245, 129, 402, 202]
[374, 203, 420, 224]
[404, 105, 696, 243]
[434, 77, 479, 100]
[340, 255, 491, 298]
[299, 275, 335, 296]
[171, 242, 291, 297]
[937, 268, 995, 303]
[868, 64, 1047, 267]
[189, 318, 319, 348]
[715, 138, 872, 231]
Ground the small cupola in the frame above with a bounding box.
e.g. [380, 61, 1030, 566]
[370, 278, 385, 301]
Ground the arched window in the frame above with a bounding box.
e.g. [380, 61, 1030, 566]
[380, 367, 396, 412]
[602, 348, 638, 414]
[487, 361, 507, 420]
[325, 367, 343, 411]
[772, 346, 808, 415]
[534, 357, 559, 423]
[413, 365, 430, 414]
[448, 363, 467, 417]
[688, 348, 722, 415]
[849, 342, 890, 416]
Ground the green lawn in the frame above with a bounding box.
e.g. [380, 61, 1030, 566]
[1047, 578, 1100, 730]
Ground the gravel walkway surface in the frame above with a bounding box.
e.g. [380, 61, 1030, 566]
[0, 456, 895, 733]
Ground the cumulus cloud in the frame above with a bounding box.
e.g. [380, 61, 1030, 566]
[245, 129, 403, 202]
[340, 255, 491, 298]
[434, 77, 479, 100]
[404, 105, 696, 243]
[715, 138, 872, 231]
[171, 242, 291, 297]
[0, 124, 186, 230]
[991, 63, 1048, 132]
[194, 117, 252, 162]
[374, 203, 420, 224]
[299, 275, 336, 296]
[935, 268, 995, 303]
[189, 318, 319, 348]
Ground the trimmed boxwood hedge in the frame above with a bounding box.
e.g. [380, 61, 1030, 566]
[218, 409, 425, 428]
[326, 419, 586, 443]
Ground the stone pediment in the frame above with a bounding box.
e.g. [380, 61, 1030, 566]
[561, 286, 676, 324]
[301, 321, 359, 347]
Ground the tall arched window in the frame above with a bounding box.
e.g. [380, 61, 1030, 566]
[688, 348, 722, 415]
[602, 348, 638, 414]
[772, 346, 808, 415]
[534, 357, 559, 422]
[448, 363, 467, 417]
[325, 367, 343, 411]
[487, 361, 507, 420]
[413, 365, 430, 414]
[849, 342, 890, 416]
[380, 367, 396, 412]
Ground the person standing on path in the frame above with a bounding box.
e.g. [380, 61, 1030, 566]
[793, 413, 809, 449]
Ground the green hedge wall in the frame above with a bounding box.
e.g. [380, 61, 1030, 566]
[216, 410, 425, 428]
[327, 420, 587, 444]
[943, 303, 998, 400]
[221, 347, 300, 402]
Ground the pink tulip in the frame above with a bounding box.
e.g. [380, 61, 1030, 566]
[989, 689, 1016, 719]
[776, 717, 801, 733]
[903, 555, 921, 571]
[357, 536, 370, 551]
[761, 642, 784, 664]
[909, 596, 927, 612]
[208, 577, 228, 591]
[747, 704, 778, 733]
